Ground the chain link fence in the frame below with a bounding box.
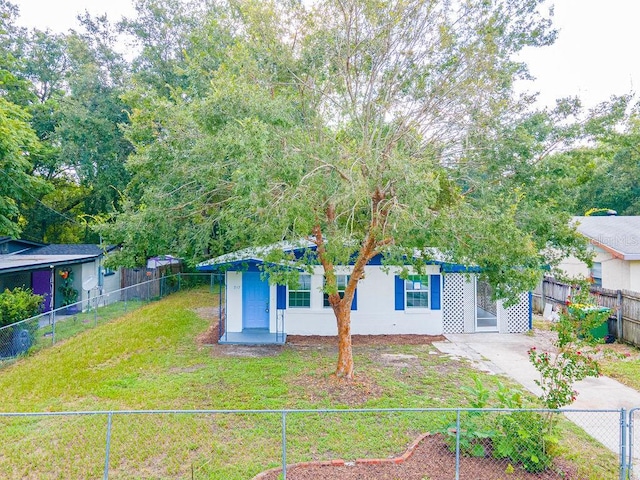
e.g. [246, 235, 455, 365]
[0, 273, 223, 368]
[628, 408, 640, 480]
[0, 408, 631, 479]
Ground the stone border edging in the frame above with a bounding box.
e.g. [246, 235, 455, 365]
[252, 432, 431, 479]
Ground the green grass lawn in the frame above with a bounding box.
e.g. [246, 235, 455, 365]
[0, 289, 619, 479]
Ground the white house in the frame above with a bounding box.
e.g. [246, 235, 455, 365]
[197, 243, 532, 344]
[559, 216, 640, 291]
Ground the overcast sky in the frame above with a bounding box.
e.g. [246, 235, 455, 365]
[12, 0, 640, 110]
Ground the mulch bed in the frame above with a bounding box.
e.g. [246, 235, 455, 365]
[286, 334, 446, 346]
[255, 433, 579, 480]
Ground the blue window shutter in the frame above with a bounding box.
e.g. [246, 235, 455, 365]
[351, 288, 357, 310]
[276, 285, 286, 309]
[430, 275, 441, 310]
[395, 275, 405, 310]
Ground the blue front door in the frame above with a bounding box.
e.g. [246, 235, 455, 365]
[242, 272, 270, 329]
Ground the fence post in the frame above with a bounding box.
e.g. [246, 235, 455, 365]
[629, 409, 636, 480]
[104, 412, 113, 480]
[620, 408, 627, 480]
[455, 409, 461, 480]
[52, 311, 56, 345]
[178, 273, 182, 292]
[281, 411, 287, 480]
[219, 275, 223, 341]
[617, 290, 623, 340]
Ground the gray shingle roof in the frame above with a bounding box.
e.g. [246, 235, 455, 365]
[23, 244, 104, 256]
[573, 216, 640, 260]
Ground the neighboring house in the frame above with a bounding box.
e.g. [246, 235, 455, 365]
[0, 237, 45, 254]
[146, 255, 182, 270]
[0, 240, 120, 312]
[197, 243, 532, 344]
[559, 216, 640, 291]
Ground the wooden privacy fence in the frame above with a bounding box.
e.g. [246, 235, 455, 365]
[533, 277, 640, 347]
[121, 264, 183, 298]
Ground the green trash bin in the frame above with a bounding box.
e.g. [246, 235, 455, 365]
[568, 305, 611, 340]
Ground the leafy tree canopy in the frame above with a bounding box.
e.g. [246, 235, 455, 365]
[99, 0, 635, 377]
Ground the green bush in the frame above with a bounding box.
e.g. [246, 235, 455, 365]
[439, 377, 555, 472]
[0, 287, 44, 328]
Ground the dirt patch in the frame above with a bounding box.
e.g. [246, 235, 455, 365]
[214, 345, 285, 357]
[169, 364, 206, 373]
[196, 323, 220, 346]
[292, 370, 384, 406]
[255, 433, 578, 480]
[287, 334, 446, 346]
[192, 306, 218, 322]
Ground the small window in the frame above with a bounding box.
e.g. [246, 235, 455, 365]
[102, 266, 116, 277]
[323, 274, 349, 307]
[289, 274, 311, 308]
[591, 262, 602, 287]
[405, 275, 429, 308]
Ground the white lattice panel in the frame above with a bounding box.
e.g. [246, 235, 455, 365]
[506, 292, 530, 333]
[443, 273, 465, 333]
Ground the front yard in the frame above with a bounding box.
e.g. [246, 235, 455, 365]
[0, 290, 621, 479]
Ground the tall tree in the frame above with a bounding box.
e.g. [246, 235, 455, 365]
[105, 0, 616, 378]
[17, 16, 133, 243]
[0, 96, 47, 236]
[571, 108, 640, 216]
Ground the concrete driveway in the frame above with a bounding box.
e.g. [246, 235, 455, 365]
[433, 332, 640, 477]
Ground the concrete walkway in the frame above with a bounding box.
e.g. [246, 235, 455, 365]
[433, 332, 640, 477]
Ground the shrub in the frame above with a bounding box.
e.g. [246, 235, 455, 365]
[0, 287, 44, 328]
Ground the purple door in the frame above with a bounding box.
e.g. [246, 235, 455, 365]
[32, 270, 53, 312]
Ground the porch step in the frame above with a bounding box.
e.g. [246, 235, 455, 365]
[218, 329, 286, 345]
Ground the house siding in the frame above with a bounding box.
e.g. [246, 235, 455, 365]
[226, 265, 445, 336]
[630, 262, 640, 292]
[559, 249, 640, 292]
[215, 255, 532, 337]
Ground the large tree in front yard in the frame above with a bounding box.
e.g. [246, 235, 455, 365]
[105, 0, 618, 378]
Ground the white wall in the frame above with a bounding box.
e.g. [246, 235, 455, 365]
[629, 262, 640, 292]
[102, 268, 121, 295]
[557, 255, 590, 279]
[224, 265, 444, 336]
[226, 271, 244, 333]
[285, 265, 443, 335]
[558, 247, 637, 291]
[601, 257, 629, 290]
[80, 261, 99, 310]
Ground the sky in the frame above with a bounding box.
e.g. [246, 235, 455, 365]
[12, 0, 640, 110]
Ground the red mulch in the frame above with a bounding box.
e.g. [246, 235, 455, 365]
[286, 334, 446, 346]
[255, 433, 579, 480]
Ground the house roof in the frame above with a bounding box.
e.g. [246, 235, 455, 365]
[0, 237, 46, 253]
[0, 254, 101, 274]
[0, 243, 116, 274]
[197, 240, 316, 272]
[197, 241, 477, 273]
[573, 216, 640, 260]
[23, 244, 106, 256]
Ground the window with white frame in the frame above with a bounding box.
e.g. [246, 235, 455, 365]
[323, 274, 349, 307]
[405, 275, 429, 308]
[590, 262, 602, 287]
[289, 274, 311, 308]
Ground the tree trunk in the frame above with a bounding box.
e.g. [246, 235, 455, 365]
[334, 303, 354, 378]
